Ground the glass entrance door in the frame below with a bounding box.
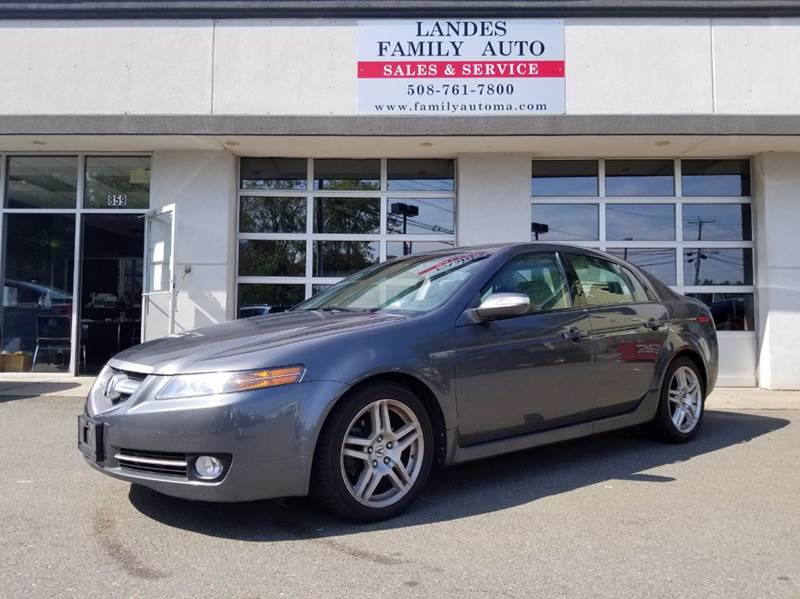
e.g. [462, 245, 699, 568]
[78, 214, 144, 374]
[1, 214, 76, 372]
[142, 204, 175, 342]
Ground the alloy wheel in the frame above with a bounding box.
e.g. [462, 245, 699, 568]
[339, 399, 424, 508]
[668, 366, 702, 433]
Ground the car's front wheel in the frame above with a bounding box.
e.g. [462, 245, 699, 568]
[311, 382, 434, 522]
[651, 357, 705, 442]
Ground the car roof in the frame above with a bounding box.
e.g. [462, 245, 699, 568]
[415, 242, 615, 259]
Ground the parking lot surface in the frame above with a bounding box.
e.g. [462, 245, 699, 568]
[1, 393, 798, 598]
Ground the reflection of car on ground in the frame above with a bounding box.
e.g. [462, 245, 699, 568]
[238, 304, 290, 319]
[2, 279, 72, 354]
[80, 244, 718, 523]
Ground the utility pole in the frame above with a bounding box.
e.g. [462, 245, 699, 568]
[686, 217, 715, 285]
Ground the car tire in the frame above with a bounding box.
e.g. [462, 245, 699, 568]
[311, 382, 434, 522]
[651, 357, 705, 443]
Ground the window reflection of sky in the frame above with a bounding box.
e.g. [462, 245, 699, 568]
[606, 176, 674, 197]
[606, 160, 674, 196]
[387, 159, 454, 192]
[682, 175, 747, 196]
[681, 159, 750, 196]
[682, 204, 751, 241]
[606, 204, 675, 240]
[388, 179, 454, 192]
[387, 198, 455, 235]
[531, 204, 598, 241]
[532, 160, 598, 197]
[608, 248, 677, 285]
[531, 176, 598, 197]
[386, 241, 455, 259]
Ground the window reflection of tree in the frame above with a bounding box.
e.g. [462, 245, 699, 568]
[240, 172, 307, 191]
[312, 179, 380, 275]
[315, 241, 379, 277]
[314, 198, 380, 234]
[239, 240, 305, 277]
[240, 197, 306, 233]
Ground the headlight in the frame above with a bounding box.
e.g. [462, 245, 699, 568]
[156, 365, 305, 400]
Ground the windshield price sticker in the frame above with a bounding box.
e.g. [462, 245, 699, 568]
[358, 19, 565, 115]
[416, 251, 493, 276]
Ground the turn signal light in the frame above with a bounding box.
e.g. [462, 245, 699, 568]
[226, 366, 305, 392]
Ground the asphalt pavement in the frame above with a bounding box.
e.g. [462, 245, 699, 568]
[1, 392, 798, 598]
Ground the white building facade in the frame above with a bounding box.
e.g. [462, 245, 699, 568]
[1, 1, 799, 389]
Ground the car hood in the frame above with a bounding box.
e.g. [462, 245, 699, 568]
[110, 310, 409, 375]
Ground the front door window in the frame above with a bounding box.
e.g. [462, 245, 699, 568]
[481, 252, 572, 313]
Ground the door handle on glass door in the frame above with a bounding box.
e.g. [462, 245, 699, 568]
[563, 327, 583, 341]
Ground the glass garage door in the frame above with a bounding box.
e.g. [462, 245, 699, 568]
[235, 158, 456, 317]
[530, 158, 755, 386]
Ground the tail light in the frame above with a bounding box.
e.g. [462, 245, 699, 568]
[696, 314, 711, 325]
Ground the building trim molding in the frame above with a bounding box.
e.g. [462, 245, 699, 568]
[3, 114, 800, 137]
[2, 1, 800, 19]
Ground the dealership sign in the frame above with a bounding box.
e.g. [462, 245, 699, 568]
[357, 19, 565, 115]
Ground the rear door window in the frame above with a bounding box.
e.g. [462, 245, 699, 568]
[566, 254, 649, 307]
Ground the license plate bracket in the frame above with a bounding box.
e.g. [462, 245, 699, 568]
[77, 415, 104, 462]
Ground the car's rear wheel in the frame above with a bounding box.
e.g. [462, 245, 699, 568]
[651, 357, 705, 442]
[311, 382, 433, 522]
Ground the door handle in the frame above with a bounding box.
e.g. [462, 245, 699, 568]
[643, 318, 665, 331]
[563, 326, 583, 341]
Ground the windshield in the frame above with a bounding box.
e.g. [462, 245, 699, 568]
[294, 249, 496, 314]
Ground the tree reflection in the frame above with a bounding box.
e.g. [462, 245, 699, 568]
[240, 197, 306, 233]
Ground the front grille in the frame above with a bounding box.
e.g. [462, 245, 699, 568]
[115, 448, 188, 478]
[123, 371, 147, 382]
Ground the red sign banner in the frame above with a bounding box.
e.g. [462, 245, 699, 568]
[358, 60, 565, 79]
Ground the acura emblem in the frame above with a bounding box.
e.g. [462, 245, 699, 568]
[105, 374, 123, 400]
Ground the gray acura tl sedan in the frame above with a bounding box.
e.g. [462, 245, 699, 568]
[79, 244, 717, 522]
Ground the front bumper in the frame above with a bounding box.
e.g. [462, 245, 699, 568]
[81, 375, 346, 502]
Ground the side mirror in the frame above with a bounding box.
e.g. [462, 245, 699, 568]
[472, 293, 530, 321]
